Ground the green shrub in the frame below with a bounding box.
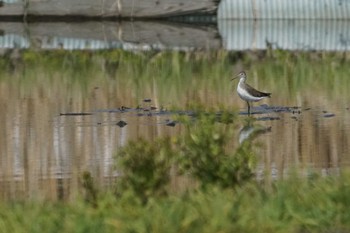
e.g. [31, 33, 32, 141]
[176, 113, 254, 188]
[115, 112, 255, 200]
[115, 137, 174, 202]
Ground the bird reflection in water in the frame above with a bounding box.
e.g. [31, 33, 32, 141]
[238, 119, 272, 145]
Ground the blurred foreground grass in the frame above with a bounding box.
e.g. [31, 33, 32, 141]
[1, 173, 350, 233]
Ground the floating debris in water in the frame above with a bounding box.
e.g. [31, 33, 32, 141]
[257, 116, 280, 121]
[143, 106, 157, 112]
[304, 108, 311, 111]
[119, 106, 131, 112]
[323, 113, 335, 118]
[291, 109, 301, 114]
[242, 105, 302, 115]
[116, 120, 127, 128]
[60, 112, 93, 116]
[143, 99, 152, 103]
[165, 119, 177, 127]
[166, 122, 176, 127]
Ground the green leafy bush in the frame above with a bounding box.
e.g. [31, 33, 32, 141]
[176, 113, 254, 188]
[115, 111, 254, 201]
[115, 137, 174, 202]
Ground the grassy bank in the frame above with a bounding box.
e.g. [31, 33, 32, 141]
[1, 174, 350, 233]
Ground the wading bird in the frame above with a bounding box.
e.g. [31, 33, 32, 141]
[232, 71, 271, 115]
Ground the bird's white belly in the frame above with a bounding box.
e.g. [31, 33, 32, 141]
[237, 85, 264, 102]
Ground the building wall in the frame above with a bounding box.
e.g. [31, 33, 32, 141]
[218, 0, 350, 19]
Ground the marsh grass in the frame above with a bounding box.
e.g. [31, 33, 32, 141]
[2, 50, 350, 106]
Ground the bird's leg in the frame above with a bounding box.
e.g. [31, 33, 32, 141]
[246, 101, 251, 116]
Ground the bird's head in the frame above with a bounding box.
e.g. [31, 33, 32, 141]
[231, 71, 246, 81]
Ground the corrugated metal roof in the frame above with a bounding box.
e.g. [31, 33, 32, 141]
[218, 0, 350, 19]
[218, 20, 350, 51]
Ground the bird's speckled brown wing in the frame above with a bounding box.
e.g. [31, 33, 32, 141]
[243, 82, 271, 98]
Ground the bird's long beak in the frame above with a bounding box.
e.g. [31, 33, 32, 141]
[231, 75, 239, 81]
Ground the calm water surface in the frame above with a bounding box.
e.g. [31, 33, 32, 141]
[0, 48, 350, 200]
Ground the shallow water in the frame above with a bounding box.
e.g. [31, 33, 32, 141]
[0, 50, 350, 200]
